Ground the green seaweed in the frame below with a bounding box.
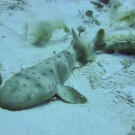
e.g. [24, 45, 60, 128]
[29, 19, 70, 46]
[108, 2, 135, 28]
[31, 21, 52, 46]
[118, 10, 135, 24]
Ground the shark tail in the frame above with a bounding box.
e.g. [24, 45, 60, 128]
[71, 28, 95, 67]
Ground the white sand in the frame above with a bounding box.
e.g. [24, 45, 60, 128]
[0, 0, 135, 135]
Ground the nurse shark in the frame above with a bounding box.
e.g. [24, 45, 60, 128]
[0, 29, 94, 111]
[91, 28, 135, 55]
[0, 28, 135, 111]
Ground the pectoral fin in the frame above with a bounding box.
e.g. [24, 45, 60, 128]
[56, 85, 87, 104]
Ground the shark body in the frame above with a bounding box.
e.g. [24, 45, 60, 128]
[92, 29, 135, 55]
[0, 29, 92, 111]
[0, 28, 134, 111]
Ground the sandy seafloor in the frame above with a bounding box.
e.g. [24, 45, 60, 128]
[0, 0, 135, 135]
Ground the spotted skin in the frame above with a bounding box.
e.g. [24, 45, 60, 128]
[0, 29, 91, 111]
[92, 29, 135, 55]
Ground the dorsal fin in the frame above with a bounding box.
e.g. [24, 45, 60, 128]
[94, 28, 105, 43]
[91, 28, 106, 51]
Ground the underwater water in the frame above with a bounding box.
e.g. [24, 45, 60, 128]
[0, 0, 135, 135]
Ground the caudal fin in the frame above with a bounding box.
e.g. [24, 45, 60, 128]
[72, 28, 94, 67]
